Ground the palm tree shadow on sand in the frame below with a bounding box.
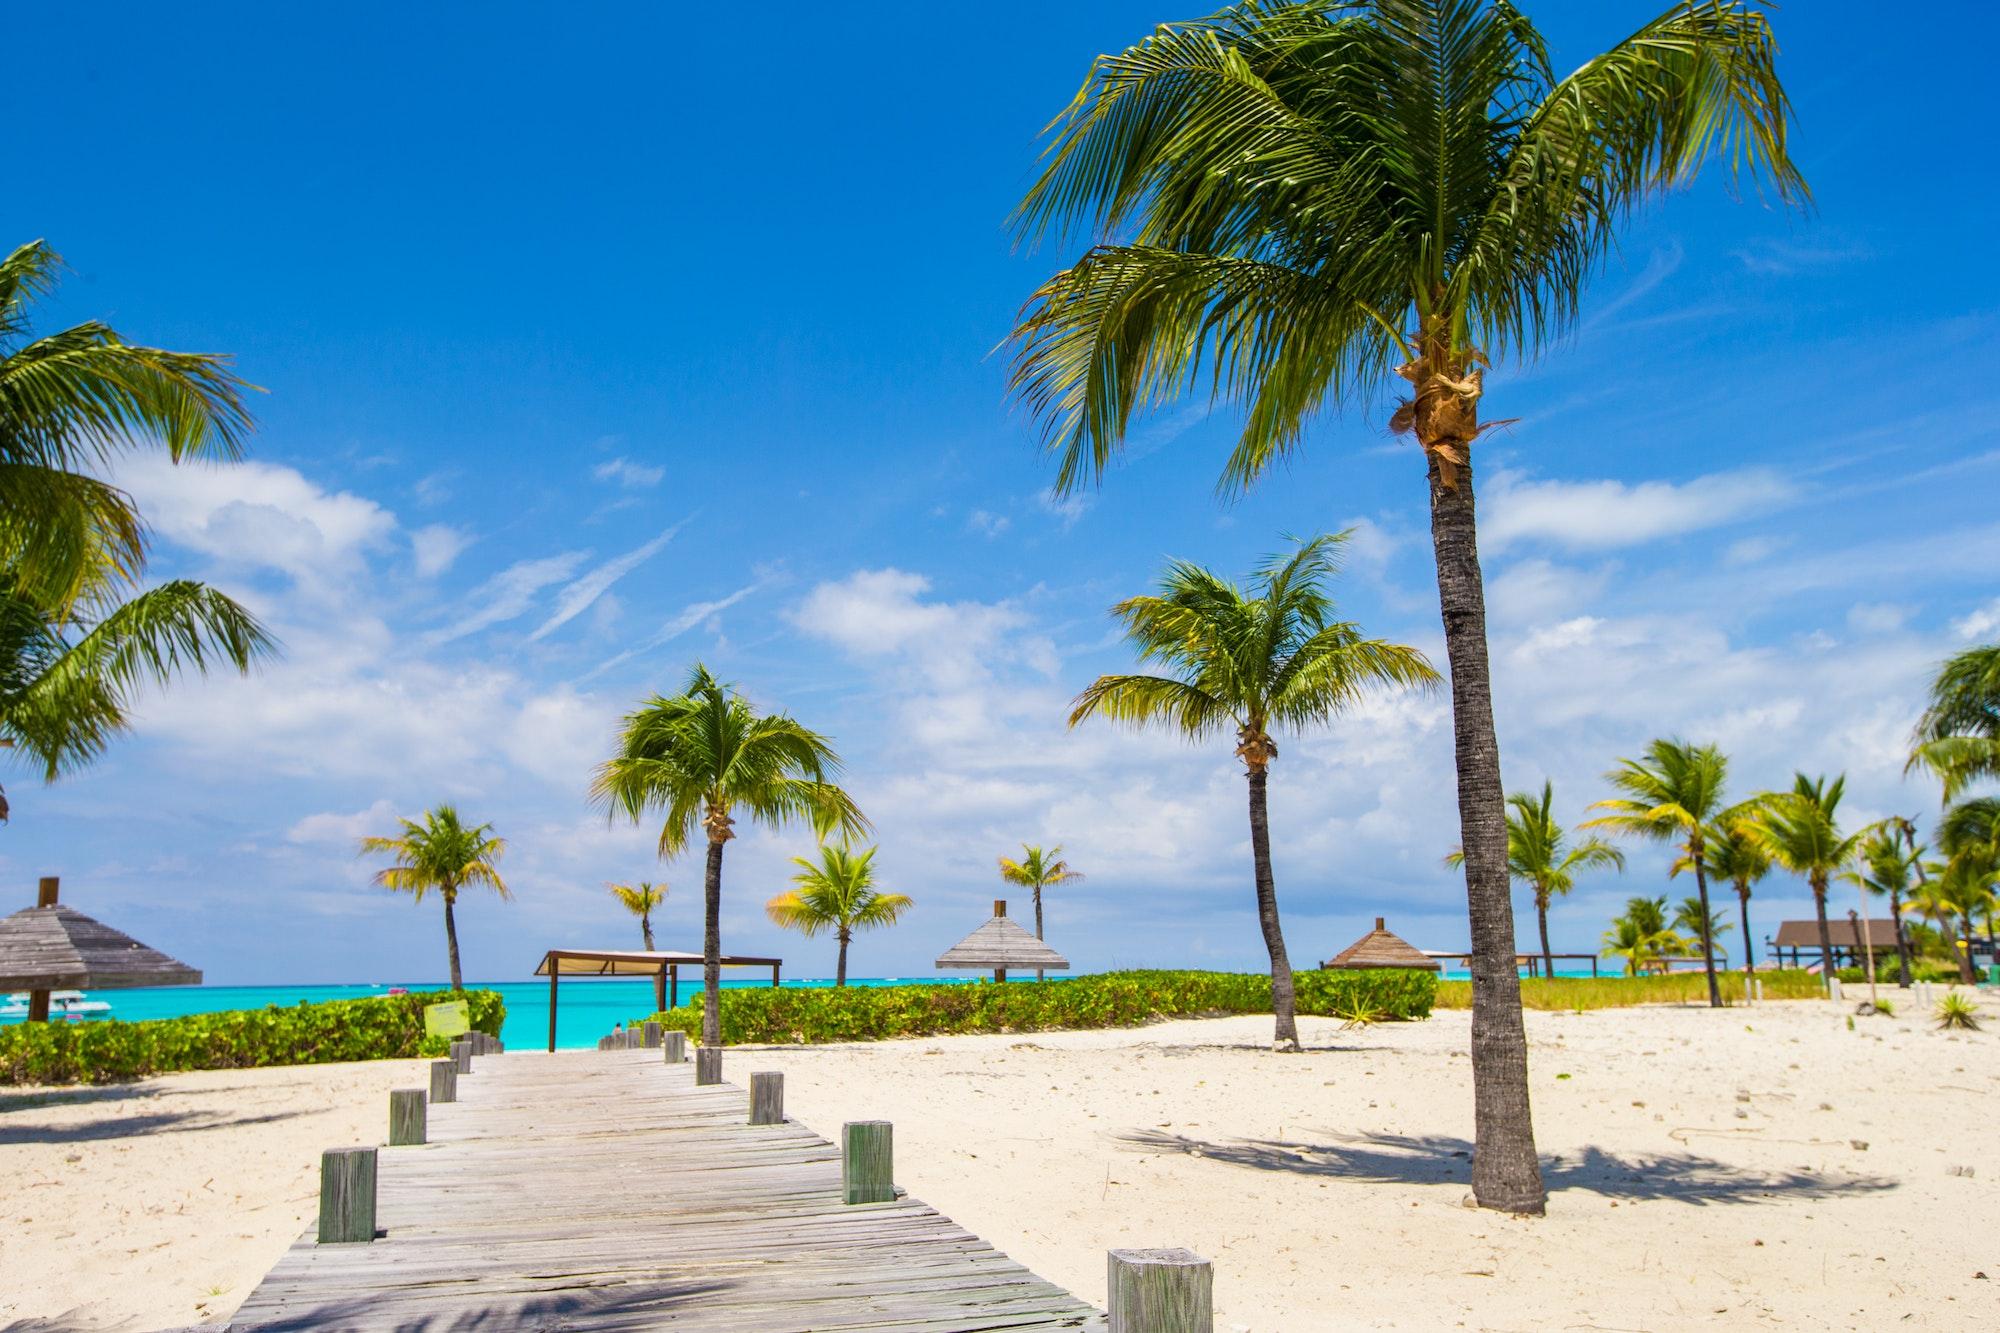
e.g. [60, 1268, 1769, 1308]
[1117, 1129, 1895, 1205]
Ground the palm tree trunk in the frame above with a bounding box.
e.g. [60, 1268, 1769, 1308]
[1737, 886, 1755, 972]
[443, 890, 464, 991]
[1426, 456, 1544, 1215]
[1692, 852, 1721, 1008]
[1812, 880, 1835, 989]
[642, 912, 655, 952]
[836, 929, 850, 987]
[1034, 885, 1045, 983]
[1888, 889, 1911, 988]
[1245, 765, 1298, 1051]
[1535, 897, 1553, 980]
[1956, 912, 1977, 983]
[702, 837, 725, 1047]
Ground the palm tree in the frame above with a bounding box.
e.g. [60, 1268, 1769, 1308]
[1601, 896, 1691, 978]
[1695, 812, 1771, 977]
[1071, 533, 1436, 1051]
[1671, 897, 1731, 961]
[1908, 644, 2000, 800]
[1007, 0, 1804, 1215]
[591, 663, 865, 1046]
[1584, 740, 1731, 1008]
[0, 240, 256, 612]
[997, 844, 1084, 981]
[1447, 781, 1622, 977]
[1744, 774, 1862, 982]
[1843, 827, 1919, 987]
[765, 843, 912, 986]
[359, 806, 510, 991]
[608, 881, 667, 950]
[1937, 799, 2000, 983]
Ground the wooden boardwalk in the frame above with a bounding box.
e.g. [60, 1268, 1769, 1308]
[223, 1047, 1103, 1332]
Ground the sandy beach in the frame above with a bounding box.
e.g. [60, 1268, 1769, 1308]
[4, 997, 1996, 1331]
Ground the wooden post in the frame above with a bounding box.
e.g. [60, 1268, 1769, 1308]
[842, 1121, 893, 1203]
[1107, 1248, 1212, 1332]
[654, 967, 666, 1014]
[663, 1031, 686, 1063]
[388, 1089, 427, 1146]
[317, 1147, 377, 1244]
[429, 1059, 457, 1104]
[670, 963, 678, 1009]
[696, 1047, 722, 1086]
[771, 961, 781, 990]
[453, 1040, 475, 1072]
[749, 1071, 783, 1124]
[642, 1020, 662, 1048]
[548, 962, 559, 1053]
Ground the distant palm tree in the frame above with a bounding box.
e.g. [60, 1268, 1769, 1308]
[1008, 0, 1803, 1220]
[1601, 896, 1691, 978]
[1936, 798, 2000, 983]
[1071, 534, 1437, 1051]
[1908, 644, 2000, 800]
[1671, 897, 1731, 961]
[1447, 781, 1622, 978]
[1692, 812, 1771, 977]
[608, 881, 667, 951]
[766, 843, 912, 986]
[1843, 826, 1919, 987]
[1744, 774, 1862, 981]
[997, 844, 1084, 981]
[592, 663, 865, 1046]
[1585, 740, 1731, 1007]
[359, 806, 510, 991]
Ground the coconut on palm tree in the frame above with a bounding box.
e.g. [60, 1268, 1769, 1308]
[1694, 811, 1771, 977]
[997, 845, 1083, 981]
[766, 843, 911, 986]
[1447, 781, 1623, 978]
[1601, 896, 1692, 977]
[359, 806, 510, 991]
[592, 663, 865, 1046]
[1070, 533, 1437, 1051]
[608, 881, 667, 950]
[1008, 0, 1803, 1214]
[1585, 740, 1731, 1008]
[1744, 774, 1862, 982]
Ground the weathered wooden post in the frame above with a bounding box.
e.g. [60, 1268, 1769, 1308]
[1107, 1248, 1212, 1332]
[429, 1059, 457, 1104]
[749, 1071, 784, 1125]
[842, 1121, 894, 1203]
[642, 1020, 662, 1048]
[695, 1046, 723, 1086]
[389, 1089, 427, 1146]
[663, 1031, 687, 1063]
[451, 1039, 473, 1073]
[1828, 976, 1844, 1003]
[317, 1147, 377, 1244]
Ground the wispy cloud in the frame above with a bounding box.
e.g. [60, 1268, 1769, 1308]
[428, 552, 589, 644]
[1483, 466, 1793, 553]
[1580, 241, 1683, 332]
[530, 522, 686, 642]
[593, 456, 666, 489]
[967, 509, 1011, 538]
[1039, 488, 1092, 531]
[585, 581, 764, 679]
[1730, 238, 1869, 276]
[411, 524, 473, 578]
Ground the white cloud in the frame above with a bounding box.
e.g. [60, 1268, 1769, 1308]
[428, 552, 588, 644]
[588, 581, 763, 679]
[114, 456, 395, 583]
[1953, 598, 2000, 641]
[1482, 467, 1794, 553]
[287, 799, 400, 846]
[592, 457, 666, 489]
[791, 569, 1043, 691]
[1847, 602, 1911, 635]
[411, 524, 472, 577]
[967, 510, 1011, 538]
[1038, 488, 1092, 530]
[529, 523, 684, 642]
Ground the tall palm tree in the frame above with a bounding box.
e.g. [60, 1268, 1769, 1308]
[997, 844, 1084, 981]
[1843, 826, 1919, 987]
[1601, 896, 1691, 978]
[591, 663, 865, 1046]
[0, 240, 256, 612]
[765, 843, 912, 986]
[1447, 781, 1623, 978]
[1937, 798, 2000, 983]
[1070, 533, 1437, 1051]
[1584, 740, 1731, 1008]
[1693, 811, 1770, 976]
[608, 881, 667, 950]
[1908, 644, 2000, 801]
[1744, 774, 1862, 982]
[359, 806, 510, 991]
[1007, 0, 1803, 1215]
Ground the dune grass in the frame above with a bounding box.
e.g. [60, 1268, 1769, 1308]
[1434, 969, 1823, 1011]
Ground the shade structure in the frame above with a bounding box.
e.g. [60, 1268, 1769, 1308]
[0, 879, 201, 1015]
[532, 948, 783, 1052]
[1321, 917, 1440, 971]
[935, 900, 1069, 981]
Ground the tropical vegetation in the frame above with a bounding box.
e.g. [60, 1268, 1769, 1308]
[1069, 533, 1437, 1051]
[1448, 780, 1622, 978]
[592, 663, 864, 1046]
[608, 881, 667, 950]
[1743, 774, 1862, 985]
[766, 842, 912, 986]
[1601, 896, 1692, 977]
[1699, 813, 1771, 973]
[1842, 826, 1918, 987]
[1007, 0, 1803, 1217]
[997, 844, 1083, 981]
[359, 805, 510, 991]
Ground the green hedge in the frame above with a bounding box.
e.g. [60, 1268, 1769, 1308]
[639, 968, 1435, 1044]
[1835, 963, 1965, 984]
[1436, 969, 1823, 1011]
[0, 988, 505, 1086]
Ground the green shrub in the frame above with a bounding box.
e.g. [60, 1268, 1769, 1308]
[0, 989, 505, 1086]
[638, 968, 1435, 1045]
[1434, 969, 1822, 1011]
[1836, 962, 1961, 984]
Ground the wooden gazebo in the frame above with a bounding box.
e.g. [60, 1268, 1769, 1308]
[1321, 917, 1442, 971]
[0, 877, 201, 1021]
[935, 900, 1069, 982]
[533, 948, 782, 1052]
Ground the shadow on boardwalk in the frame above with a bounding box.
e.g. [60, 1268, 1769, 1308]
[217, 1280, 737, 1332]
[1117, 1128, 1896, 1205]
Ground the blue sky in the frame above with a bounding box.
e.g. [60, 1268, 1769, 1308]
[6, 2, 1997, 985]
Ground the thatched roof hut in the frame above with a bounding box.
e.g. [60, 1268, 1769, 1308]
[1321, 917, 1440, 971]
[0, 878, 201, 1019]
[935, 900, 1069, 982]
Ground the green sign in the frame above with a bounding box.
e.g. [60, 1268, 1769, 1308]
[424, 999, 471, 1039]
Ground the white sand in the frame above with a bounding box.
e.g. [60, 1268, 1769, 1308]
[4, 998, 1997, 1331]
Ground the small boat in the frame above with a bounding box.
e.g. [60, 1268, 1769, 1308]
[1, 990, 113, 1019]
